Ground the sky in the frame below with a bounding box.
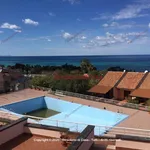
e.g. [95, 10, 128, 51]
[0, 0, 150, 56]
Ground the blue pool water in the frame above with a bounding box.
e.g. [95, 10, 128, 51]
[0, 96, 128, 136]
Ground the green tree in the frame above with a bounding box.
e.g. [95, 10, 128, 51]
[80, 59, 96, 73]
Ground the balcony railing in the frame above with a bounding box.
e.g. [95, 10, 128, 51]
[31, 86, 150, 112]
[8, 112, 150, 139]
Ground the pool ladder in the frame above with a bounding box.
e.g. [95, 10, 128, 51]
[65, 105, 84, 118]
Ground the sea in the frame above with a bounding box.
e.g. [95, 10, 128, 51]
[0, 55, 150, 72]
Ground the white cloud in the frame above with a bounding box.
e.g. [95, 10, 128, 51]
[102, 24, 109, 27]
[14, 30, 22, 33]
[22, 19, 39, 26]
[82, 31, 148, 49]
[126, 32, 146, 36]
[102, 22, 146, 29]
[63, 0, 81, 5]
[62, 32, 73, 39]
[43, 37, 51, 42]
[48, 12, 56, 17]
[62, 30, 87, 43]
[112, 2, 150, 20]
[95, 36, 106, 40]
[92, 1, 150, 21]
[0, 23, 20, 30]
[80, 36, 86, 40]
[110, 22, 119, 27]
[0, 31, 3, 33]
[91, 13, 112, 20]
[77, 18, 81, 21]
[24, 36, 52, 42]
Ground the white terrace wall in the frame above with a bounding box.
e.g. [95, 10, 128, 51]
[0, 118, 27, 145]
[24, 126, 61, 138]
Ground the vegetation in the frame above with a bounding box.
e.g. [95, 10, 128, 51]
[6, 61, 130, 75]
[127, 97, 140, 104]
[8, 63, 81, 74]
[5, 59, 134, 94]
[31, 59, 102, 94]
[146, 99, 150, 106]
[31, 75, 96, 94]
[107, 66, 135, 72]
[80, 59, 96, 73]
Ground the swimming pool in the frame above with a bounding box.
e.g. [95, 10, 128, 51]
[0, 96, 128, 136]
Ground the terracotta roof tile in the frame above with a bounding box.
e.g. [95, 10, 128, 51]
[88, 71, 124, 94]
[117, 72, 144, 90]
[98, 71, 124, 87]
[137, 73, 150, 89]
[88, 85, 112, 94]
[130, 89, 150, 98]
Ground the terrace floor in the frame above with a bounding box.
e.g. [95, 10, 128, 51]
[0, 133, 68, 150]
[0, 89, 150, 131]
[47, 92, 150, 130]
[0, 89, 45, 106]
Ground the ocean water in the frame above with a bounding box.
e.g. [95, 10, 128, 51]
[0, 55, 150, 71]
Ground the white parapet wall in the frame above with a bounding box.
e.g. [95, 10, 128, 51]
[0, 118, 27, 145]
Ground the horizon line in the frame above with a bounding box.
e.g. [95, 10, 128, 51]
[1, 54, 150, 57]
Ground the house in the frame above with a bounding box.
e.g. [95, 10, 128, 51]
[114, 72, 147, 100]
[130, 72, 150, 99]
[0, 72, 11, 93]
[88, 71, 125, 98]
[0, 67, 29, 93]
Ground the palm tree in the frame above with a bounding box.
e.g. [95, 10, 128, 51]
[80, 59, 96, 73]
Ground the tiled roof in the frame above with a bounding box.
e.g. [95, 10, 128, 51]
[88, 71, 124, 94]
[117, 72, 145, 90]
[98, 71, 124, 87]
[130, 89, 150, 98]
[88, 85, 112, 94]
[130, 73, 150, 98]
[137, 73, 150, 89]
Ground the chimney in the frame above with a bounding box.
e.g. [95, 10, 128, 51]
[0, 66, 3, 72]
[144, 70, 148, 73]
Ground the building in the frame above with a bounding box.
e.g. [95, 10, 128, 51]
[130, 72, 150, 99]
[88, 71, 125, 98]
[88, 71, 150, 100]
[0, 117, 94, 150]
[0, 72, 11, 93]
[0, 67, 29, 93]
[114, 72, 147, 100]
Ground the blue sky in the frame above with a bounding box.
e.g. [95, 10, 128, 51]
[0, 0, 150, 56]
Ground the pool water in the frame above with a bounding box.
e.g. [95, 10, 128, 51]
[25, 108, 60, 118]
[0, 96, 128, 136]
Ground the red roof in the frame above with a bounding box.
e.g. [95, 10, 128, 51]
[88, 71, 124, 94]
[117, 72, 145, 90]
[88, 85, 112, 94]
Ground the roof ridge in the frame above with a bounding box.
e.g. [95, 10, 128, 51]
[115, 71, 127, 87]
[135, 72, 149, 89]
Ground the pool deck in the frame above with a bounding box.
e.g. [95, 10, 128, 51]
[0, 89, 150, 130]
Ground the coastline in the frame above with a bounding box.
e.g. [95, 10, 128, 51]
[0, 55, 150, 71]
